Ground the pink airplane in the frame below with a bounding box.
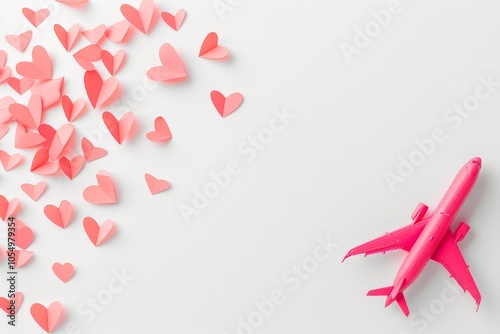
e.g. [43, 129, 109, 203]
[343, 157, 482, 316]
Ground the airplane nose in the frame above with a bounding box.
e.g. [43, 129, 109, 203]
[466, 157, 481, 177]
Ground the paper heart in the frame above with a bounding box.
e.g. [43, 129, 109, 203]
[81, 137, 107, 162]
[102, 111, 134, 145]
[15, 125, 46, 149]
[84, 70, 120, 109]
[83, 170, 117, 204]
[145, 173, 171, 195]
[7, 77, 35, 95]
[0, 195, 21, 221]
[82, 25, 106, 45]
[16, 45, 52, 80]
[101, 49, 126, 76]
[147, 43, 187, 82]
[52, 263, 74, 283]
[21, 181, 47, 201]
[161, 9, 186, 31]
[9, 94, 43, 129]
[0, 292, 23, 315]
[0, 96, 15, 124]
[54, 23, 81, 52]
[12, 250, 33, 268]
[30, 77, 64, 110]
[105, 20, 131, 43]
[210, 90, 243, 117]
[30, 301, 64, 333]
[0, 150, 24, 171]
[44, 200, 73, 228]
[5, 30, 33, 52]
[56, 0, 88, 8]
[22, 8, 50, 27]
[16, 225, 34, 249]
[30, 148, 58, 175]
[59, 155, 84, 180]
[0, 126, 9, 140]
[62, 95, 87, 122]
[146, 116, 172, 142]
[38, 123, 75, 161]
[199, 32, 229, 60]
[73, 44, 102, 71]
[120, 0, 156, 34]
[83, 217, 116, 246]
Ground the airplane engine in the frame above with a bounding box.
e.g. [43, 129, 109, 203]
[454, 222, 470, 243]
[411, 203, 428, 224]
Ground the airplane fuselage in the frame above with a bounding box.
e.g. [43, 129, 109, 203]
[388, 158, 481, 303]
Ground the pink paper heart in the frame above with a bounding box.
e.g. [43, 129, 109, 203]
[81, 137, 107, 162]
[84, 70, 120, 109]
[120, 0, 156, 34]
[9, 94, 43, 129]
[30, 301, 64, 333]
[161, 9, 186, 31]
[102, 111, 134, 145]
[101, 49, 126, 76]
[16, 225, 34, 249]
[21, 181, 47, 201]
[147, 43, 187, 82]
[7, 77, 35, 95]
[73, 44, 102, 71]
[145, 173, 171, 195]
[146, 116, 172, 142]
[52, 263, 74, 283]
[44, 200, 73, 228]
[0, 150, 24, 171]
[5, 31, 33, 52]
[105, 20, 132, 43]
[199, 32, 229, 60]
[210, 90, 244, 117]
[0, 292, 23, 315]
[83, 170, 117, 204]
[82, 24, 106, 45]
[0, 195, 21, 221]
[22, 8, 50, 27]
[62, 95, 87, 122]
[59, 155, 84, 180]
[30, 148, 59, 175]
[54, 23, 81, 52]
[16, 45, 52, 80]
[83, 217, 116, 246]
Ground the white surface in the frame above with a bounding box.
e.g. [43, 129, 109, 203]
[1, 0, 500, 333]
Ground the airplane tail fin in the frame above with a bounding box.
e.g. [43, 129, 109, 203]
[367, 286, 410, 317]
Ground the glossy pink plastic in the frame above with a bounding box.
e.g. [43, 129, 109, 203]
[343, 157, 482, 316]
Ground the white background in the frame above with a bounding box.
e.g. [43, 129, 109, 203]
[1, 0, 500, 333]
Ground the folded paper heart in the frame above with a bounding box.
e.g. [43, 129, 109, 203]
[73, 44, 101, 71]
[0, 292, 23, 314]
[83, 217, 116, 246]
[15, 125, 46, 149]
[83, 170, 117, 204]
[0, 126, 9, 139]
[59, 155, 84, 180]
[21, 181, 47, 201]
[0, 195, 21, 221]
[30, 77, 64, 110]
[54, 23, 81, 52]
[84, 70, 120, 109]
[38, 123, 75, 161]
[101, 49, 126, 76]
[5, 30, 33, 52]
[146, 116, 172, 142]
[7, 77, 35, 95]
[102, 111, 134, 145]
[22, 8, 50, 27]
[199, 32, 229, 60]
[44, 200, 73, 228]
[30, 301, 64, 333]
[210, 90, 243, 117]
[81, 137, 107, 162]
[16, 45, 52, 80]
[52, 263, 74, 283]
[0, 150, 24, 171]
[161, 9, 186, 31]
[147, 43, 187, 82]
[62, 95, 87, 122]
[30, 148, 59, 175]
[120, 0, 156, 34]
[12, 250, 33, 268]
[145, 173, 171, 195]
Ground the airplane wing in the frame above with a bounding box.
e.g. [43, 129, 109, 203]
[431, 230, 481, 309]
[343, 219, 428, 261]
